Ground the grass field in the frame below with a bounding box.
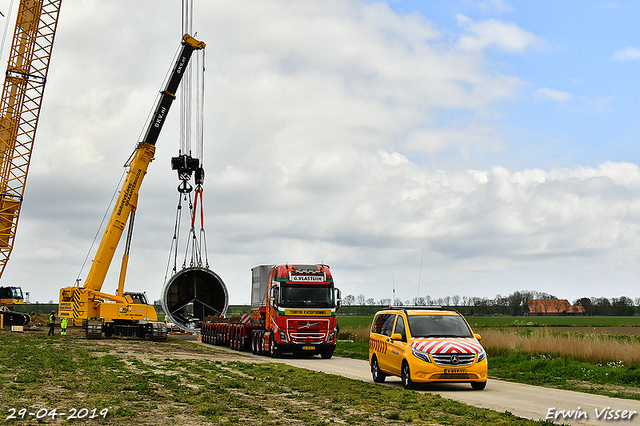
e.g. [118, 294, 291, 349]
[338, 315, 640, 329]
[0, 330, 546, 426]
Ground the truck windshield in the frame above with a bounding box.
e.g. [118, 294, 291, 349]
[407, 315, 473, 338]
[280, 285, 334, 308]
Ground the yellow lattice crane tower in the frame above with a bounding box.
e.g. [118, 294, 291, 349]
[0, 0, 62, 283]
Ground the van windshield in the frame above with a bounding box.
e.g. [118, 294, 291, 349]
[280, 285, 334, 308]
[407, 314, 473, 338]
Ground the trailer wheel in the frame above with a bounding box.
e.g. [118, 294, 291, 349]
[252, 332, 259, 354]
[240, 330, 247, 351]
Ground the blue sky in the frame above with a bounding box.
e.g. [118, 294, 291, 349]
[3, 0, 640, 306]
[381, 0, 640, 171]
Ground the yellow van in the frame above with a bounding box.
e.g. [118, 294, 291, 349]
[369, 307, 487, 390]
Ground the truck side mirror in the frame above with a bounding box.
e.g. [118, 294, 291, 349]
[335, 288, 342, 311]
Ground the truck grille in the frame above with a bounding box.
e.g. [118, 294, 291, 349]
[290, 332, 325, 344]
[431, 353, 475, 366]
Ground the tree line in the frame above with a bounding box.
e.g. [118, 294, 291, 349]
[339, 291, 640, 316]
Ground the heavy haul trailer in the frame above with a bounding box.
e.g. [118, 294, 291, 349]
[201, 264, 342, 359]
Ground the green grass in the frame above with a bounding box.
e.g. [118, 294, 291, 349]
[489, 350, 640, 400]
[0, 331, 547, 426]
[338, 314, 640, 329]
[337, 315, 373, 328]
[334, 341, 369, 360]
[467, 316, 640, 328]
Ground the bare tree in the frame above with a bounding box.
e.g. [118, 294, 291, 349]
[356, 294, 365, 305]
[343, 294, 355, 306]
[343, 294, 355, 315]
[537, 292, 558, 314]
[451, 295, 460, 306]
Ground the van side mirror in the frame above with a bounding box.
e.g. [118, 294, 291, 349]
[391, 333, 405, 342]
[474, 333, 481, 340]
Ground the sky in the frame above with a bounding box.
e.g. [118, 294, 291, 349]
[2, 0, 640, 306]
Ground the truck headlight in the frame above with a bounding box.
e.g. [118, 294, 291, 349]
[476, 350, 486, 363]
[279, 330, 288, 343]
[327, 330, 336, 343]
[412, 348, 432, 363]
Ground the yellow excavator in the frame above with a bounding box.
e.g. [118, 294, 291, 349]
[58, 34, 205, 339]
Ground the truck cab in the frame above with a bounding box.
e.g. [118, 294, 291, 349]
[255, 264, 341, 359]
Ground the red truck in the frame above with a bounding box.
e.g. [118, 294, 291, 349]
[201, 264, 342, 359]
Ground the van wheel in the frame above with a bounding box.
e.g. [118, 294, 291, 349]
[471, 381, 487, 390]
[371, 356, 386, 383]
[401, 361, 414, 390]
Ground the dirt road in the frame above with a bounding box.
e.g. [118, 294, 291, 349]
[195, 339, 640, 426]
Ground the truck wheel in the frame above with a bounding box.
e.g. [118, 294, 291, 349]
[258, 332, 265, 355]
[371, 356, 386, 383]
[321, 351, 333, 359]
[270, 335, 281, 358]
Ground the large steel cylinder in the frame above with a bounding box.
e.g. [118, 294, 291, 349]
[161, 267, 228, 333]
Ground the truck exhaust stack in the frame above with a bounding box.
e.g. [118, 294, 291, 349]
[161, 267, 228, 333]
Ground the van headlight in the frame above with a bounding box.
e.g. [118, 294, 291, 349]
[412, 348, 432, 363]
[476, 350, 486, 363]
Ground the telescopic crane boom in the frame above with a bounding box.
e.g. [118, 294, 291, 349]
[58, 34, 205, 338]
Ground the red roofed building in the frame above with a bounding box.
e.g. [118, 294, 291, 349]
[526, 299, 585, 316]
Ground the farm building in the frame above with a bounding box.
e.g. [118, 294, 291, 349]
[526, 299, 585, 316]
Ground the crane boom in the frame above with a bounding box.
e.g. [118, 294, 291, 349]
[0, 0, 62, 278]
[82, 34, 205, 293]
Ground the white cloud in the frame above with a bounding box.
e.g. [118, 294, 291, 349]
[613, 47, 640, 61]
[534, 87, 572, 102]
[456, 14, 545, 53]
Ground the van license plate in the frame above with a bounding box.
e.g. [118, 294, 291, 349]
[444, 368, 467, 374]
[302, 346, 316, 350]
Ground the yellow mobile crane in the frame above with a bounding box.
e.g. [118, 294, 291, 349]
[58, 34, 205, 339]
[0, 0, 61, 326]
